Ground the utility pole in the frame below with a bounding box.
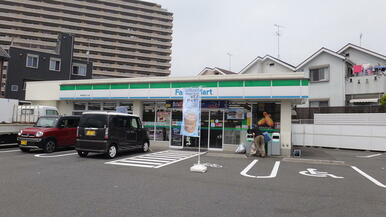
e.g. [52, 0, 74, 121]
[359, 33, 363, 47]
[226, 52, 232, 71]
[274, 24, 284, 59]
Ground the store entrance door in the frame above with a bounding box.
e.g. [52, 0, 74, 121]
[169, 110, 223, 150]
[182, 111, 209, 150]
[209, 110, 223, 150]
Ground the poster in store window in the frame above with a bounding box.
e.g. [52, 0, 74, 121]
[180, 88, 201, 137]
[157, 111, 170, 123]
[227, 108, 245, 119]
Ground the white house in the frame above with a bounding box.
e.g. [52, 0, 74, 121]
[241, 44, 386, 107]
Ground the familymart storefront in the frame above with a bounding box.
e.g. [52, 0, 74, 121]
[25, 73, 308, 156]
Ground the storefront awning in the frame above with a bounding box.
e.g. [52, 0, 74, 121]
[349, 98, 379, 103]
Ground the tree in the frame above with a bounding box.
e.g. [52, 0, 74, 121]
[380, 94, 386, 106]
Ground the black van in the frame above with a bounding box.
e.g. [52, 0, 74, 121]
[76, 112, 150, 159]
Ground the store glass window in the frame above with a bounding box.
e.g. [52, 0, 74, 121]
[103, 102, 116, 111]
[143, 103, 155, 140]
[252, 103, 281, 132]
[155, 103, 170, 141]
[88, 102, 101, 111]
[119, 102, 133, 114]
[224, 107, 248, 145]
[73, 102, 86, 111]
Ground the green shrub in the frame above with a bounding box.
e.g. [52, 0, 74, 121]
[380, 94, 386, 106]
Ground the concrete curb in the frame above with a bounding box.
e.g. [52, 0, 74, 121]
[282, 157, 347, 166]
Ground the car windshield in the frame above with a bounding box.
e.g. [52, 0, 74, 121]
[35, 117, 59, 128]
[79, 114, 107, 128]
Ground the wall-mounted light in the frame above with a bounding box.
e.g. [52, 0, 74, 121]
[374, 76, 377, 81]
[357, 80, 360, 84]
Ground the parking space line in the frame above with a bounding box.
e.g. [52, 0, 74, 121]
[351, 166, 386, 188]
[34, 152, 77, 158]
[356, 153, 382, 158]
[0, 149, 19, 153]
[240, 160, 281, 179]
[105, 150, 205, 168]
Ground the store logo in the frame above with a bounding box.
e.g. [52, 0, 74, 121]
[175, 89, 214, 96]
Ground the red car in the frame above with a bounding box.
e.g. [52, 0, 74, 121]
[17, 116, 80, 153]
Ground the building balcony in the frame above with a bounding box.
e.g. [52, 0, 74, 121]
[0, 21, 172, 47]
[345, 75, 386, 95]
[1, 0, 173, 28]
[0, 4, 172, 34]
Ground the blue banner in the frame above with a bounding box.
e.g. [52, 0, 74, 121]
[181, 88, 201, 137]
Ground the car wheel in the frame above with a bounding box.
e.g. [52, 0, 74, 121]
[19, 148, 29, 153]
[142, 141, 150, 152]
[77, 150, 89, 158]
[106, 144, 117, 159]
[43, 140, 56, 153]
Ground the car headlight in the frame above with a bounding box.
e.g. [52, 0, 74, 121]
[18, 130, 23, 136]
[35, 131, 44, 137]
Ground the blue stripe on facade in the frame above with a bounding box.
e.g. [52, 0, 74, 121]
[60, 96, 307, 100]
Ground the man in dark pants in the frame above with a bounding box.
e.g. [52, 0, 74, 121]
[248, 125, 265, 157]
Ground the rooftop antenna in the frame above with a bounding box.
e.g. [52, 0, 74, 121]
[359, 33, 363, 47]
[226, 52, 232, 71]
[274, 24, 284, 59]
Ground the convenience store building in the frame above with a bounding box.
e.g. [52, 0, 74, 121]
[25, 73, 309, 156]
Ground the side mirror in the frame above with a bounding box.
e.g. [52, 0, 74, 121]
[58, 124, 65, 128]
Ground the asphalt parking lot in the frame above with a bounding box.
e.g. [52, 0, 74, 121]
[0, 144, 385, 217]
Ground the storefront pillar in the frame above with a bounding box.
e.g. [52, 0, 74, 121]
[280, 101, 292, 157]
[133, 101, 144, 119]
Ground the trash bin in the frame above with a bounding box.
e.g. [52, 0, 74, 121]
[245, 133, 254, 154]
[271, 132, 281, 156]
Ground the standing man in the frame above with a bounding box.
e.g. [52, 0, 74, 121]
[249, 124, 265, 157]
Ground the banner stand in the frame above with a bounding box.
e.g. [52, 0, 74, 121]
[180, 88, 207, 173]
[190, 135, 207, 173]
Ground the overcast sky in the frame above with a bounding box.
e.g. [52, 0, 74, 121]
[148, 0, 386, 76]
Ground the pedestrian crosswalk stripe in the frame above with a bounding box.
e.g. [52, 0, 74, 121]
[105, 150, 206, 168]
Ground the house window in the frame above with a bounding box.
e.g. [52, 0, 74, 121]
[72, 63, 87, 76]
[310, 100, 329, 108]
[49, 58, 61, 71]
[26, 54, 39, 68]
[11, 85, 18, 92]
[310, 66, 329, 82]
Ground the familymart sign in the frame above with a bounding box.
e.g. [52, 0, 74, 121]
[59, 79, 309, 100]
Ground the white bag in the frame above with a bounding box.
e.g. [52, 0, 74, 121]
[235, 143, 246, 153]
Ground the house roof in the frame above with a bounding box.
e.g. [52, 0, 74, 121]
[239, 55, 296, 74]
[296, 47, 346, 70]
[197, 67, 237, 76]
[337, 43, 386, 61]
[0, 46, 10, 60]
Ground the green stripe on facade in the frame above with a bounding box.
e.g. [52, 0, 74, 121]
[76, 84, 92, 90]
[60, 79, 307, 91]
[301, 80, 309, 86]
[111, 83, 129, 89]
[131, 83, 149, 89]
[219, 81, 244, 87]
[245, 80, 271, 87]
[272, 80, 300, 86]
[150, 82, 170, 88]
[171, 81, 218, 88]
[60, 85, 76, 91]
[93, 84, 110, 90]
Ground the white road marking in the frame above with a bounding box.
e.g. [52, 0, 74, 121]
[351, 166, 386, 188]
[356, 153, 382, 158]
[0, 149, 19, 153]
[299, 168, 344, 179]
[105, 150, 205, 168]
[34, 152, 77, 158]
[240, 160, 281, 179]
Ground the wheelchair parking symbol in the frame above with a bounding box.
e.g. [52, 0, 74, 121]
[299, 168, 344, 179]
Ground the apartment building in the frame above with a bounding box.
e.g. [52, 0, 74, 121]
[0, 0, 173, 88]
